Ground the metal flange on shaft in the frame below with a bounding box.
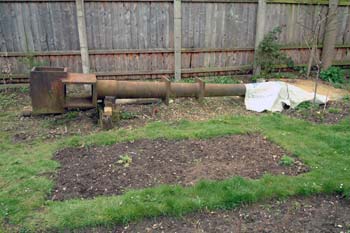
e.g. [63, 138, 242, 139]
[29, 67, 246, 115]
[96, 78, 246, 104]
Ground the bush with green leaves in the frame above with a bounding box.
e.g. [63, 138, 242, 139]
[255, 26, 294, 79]
[320, 67, 345, 84]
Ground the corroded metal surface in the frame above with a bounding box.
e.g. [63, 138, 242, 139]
[96, 79, 246, 100]
[30, 67, 246, 114]
[30, 67, 68, 114]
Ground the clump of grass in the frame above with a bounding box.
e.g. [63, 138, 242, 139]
[0, 92, 17, 111]
[279, 155, 295, 166]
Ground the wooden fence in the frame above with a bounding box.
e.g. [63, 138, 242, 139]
[0, 0, 350, 81]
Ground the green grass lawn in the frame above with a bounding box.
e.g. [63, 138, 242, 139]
[1, 112, 350, 232]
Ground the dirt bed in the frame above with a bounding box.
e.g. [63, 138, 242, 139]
[51, 134, 307, 201]
[284, 100, 350, 124]
[81, 195, 350, 233]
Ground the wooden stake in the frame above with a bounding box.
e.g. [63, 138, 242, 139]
[174, 0, 182, 80]
[76, 0, 90, 74]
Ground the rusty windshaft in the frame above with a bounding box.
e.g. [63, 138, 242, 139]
[29, 67, 246, 115]
[96, 80, 246, 99]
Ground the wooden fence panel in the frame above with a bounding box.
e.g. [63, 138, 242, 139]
[0, 0, 350, 79]
[0, 2, 79, 52]
[84, 2, 173, 50]
[181, 3, 257, 49]
[336, 6, 350, 45]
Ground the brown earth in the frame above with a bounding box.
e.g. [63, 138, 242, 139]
[51, 134, 308, 201]
[78, 195, 350, 233]
[284, 100, 350, 124]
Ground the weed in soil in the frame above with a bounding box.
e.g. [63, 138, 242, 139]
[279, 155, 294, 166]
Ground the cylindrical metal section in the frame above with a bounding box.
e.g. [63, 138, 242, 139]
[97, 80, 167, 98]
[97, 80, 246, 99]
[170, 83, 199, 97]
[205, 84, 246, 97]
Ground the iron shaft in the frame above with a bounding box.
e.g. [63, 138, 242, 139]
[96, 80, 246, 99]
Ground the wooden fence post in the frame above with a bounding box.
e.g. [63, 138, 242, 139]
[174, 0, 182, 80]
[253, 0, 266, 75]
[321, 0, 339, 70]
[76, 0, 90, 74]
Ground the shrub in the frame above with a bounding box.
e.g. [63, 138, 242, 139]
[255, 26, 294, 79]
[320, 67, 345, 84]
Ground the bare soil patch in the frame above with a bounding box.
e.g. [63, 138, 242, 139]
[51, 134, 307, 201]
[284, 100, 350, 124]
[81, 195, 350, 233]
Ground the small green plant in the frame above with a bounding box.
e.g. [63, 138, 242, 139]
[320, 67, 345, 84]
[297, 66, 308, 76]
[206, 76, 240, 84]
[19, 52, 48, 71]
[328, 107, 341, 114]
[343, 94, 350, 102]
[279, 155, 295, 166]
[18, 86, 29, 94]
[120, 111, 136, 120]
[117, 154, 132, 167]
[295, 101, 313, 111]
[66, 111, 79, 120]
[255, 26, 294, 79]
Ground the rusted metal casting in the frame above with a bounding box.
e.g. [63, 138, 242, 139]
[29, 67, 246, 114]
[96, 80, 245, 99]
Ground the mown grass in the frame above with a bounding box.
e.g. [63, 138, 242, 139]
[1, 112, 350, 232]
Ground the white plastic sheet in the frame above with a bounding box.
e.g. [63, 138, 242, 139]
[244, 81, 328, 112]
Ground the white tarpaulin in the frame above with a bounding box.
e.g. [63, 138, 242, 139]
[244, 81, 328, 112]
